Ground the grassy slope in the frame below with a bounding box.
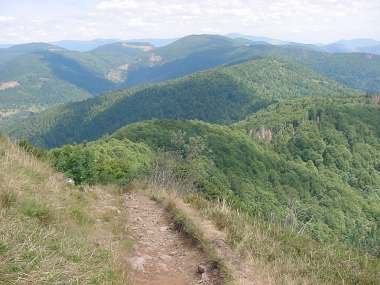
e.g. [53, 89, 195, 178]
[0, 137, 130, 284]
[4, 57, 360, 147]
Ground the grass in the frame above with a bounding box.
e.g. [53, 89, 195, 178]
[185, 194, 380, 285]
[136, 173, 379, 285]
[0, 137, 129, 284]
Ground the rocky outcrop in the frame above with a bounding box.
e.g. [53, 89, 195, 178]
[250, 127, 273, 142]
[0, 81, 19, 91]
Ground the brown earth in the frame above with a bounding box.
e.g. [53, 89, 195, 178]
[124, 192, 222, 285]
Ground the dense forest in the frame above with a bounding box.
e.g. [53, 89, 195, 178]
[47, 96, 380, 255]
[2, 34, 380, 114]
[4, 57, 360, 147]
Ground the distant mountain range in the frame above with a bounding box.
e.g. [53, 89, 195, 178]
[52, 39, 120, 52]
[228, 34, 380, 55]
[52, 38, 178, 51]
[1, 34, 380, 128]
[5, 56, 360, 147]
[1, 35, 379, 53]
[323, 38, 380, 54]
[227, 33, 289, 45]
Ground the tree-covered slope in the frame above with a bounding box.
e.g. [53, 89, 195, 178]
[46, 110, 380, 284]
[0, 42, 154, 114]
[48, 100, 380, 254]
[2, 35, 380, 117]
[119, 35, 380, 93]
[5, 57, 360, 147]
[0, 50, 114, 110]
[119, 96, 379, 253]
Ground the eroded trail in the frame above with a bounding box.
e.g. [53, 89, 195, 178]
[174, 200, 258, 285]
[124, 193, 222, 285]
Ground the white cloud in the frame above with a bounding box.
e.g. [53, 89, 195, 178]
[1, 0, 380, 43]
[0, 16, 15, 23]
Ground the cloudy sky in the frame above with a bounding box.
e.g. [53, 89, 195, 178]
[1, 0, 379, 44]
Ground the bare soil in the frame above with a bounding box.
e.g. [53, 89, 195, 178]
[124, 192, 222, 285]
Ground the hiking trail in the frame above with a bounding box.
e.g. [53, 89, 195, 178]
[124, 192, 222, 285]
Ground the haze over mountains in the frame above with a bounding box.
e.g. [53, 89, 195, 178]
[1, 29, 380, 284]
[1, 34, 380, 128]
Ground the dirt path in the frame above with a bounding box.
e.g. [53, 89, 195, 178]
[174, 200, 258, 285]
[124, 192, 222, 285]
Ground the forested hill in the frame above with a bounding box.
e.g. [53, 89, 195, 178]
[2, 35, 380, 114]
[5, 57, 360, 148]
[48, 95, 380, 255]
[117, 35, 380, 93]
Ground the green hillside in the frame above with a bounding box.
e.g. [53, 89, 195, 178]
[0, 42, 154, 123]
[274, 47, 380, 93]
[0, 50, 111, 114]
[114, 114, 379, 251]
[118, 35, 380, 92]
[2, 35, 380, 120]
[47, 96, 380, 254]
[5, 57, 360, 147]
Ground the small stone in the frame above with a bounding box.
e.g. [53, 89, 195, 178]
[159, 254, 172, 261]
[65, 178, 75, 185]
[197, 264, 207, 274]
[201, 272, 209, 283]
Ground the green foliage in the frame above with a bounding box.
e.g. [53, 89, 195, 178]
[1, 35, 380, 117]
[48, 138, 153, 185]
[237, 97, 380, 251]
[5, 57, 360, 148]
[112, 117, 379, 253]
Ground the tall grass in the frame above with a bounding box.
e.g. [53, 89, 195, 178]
[186, 195, 380, 285]
[0, 137, 129, 284]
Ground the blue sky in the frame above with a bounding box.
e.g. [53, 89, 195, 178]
[0, 0, 379, 44]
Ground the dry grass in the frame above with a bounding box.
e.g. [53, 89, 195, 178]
[0, 137, 129, 284]
[185, 195, 380, 285]
[138, 179, 379, 285]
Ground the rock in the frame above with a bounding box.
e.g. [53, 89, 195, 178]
[128, 256, 145, 271]
[159, 254, 172, 262]
[65, 178, 75, 185]
[197, 264, 207, 274]
[201, 272, 209, 283]
[252, 127, 272, 142]
[159, 226, 169, 232]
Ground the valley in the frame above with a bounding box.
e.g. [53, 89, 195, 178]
[1, 33, 380, 285]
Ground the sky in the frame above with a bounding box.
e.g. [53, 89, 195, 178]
[0, 0, 379, 44]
